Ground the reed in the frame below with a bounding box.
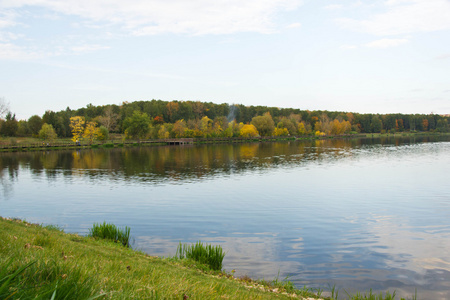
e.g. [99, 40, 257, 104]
[176, 241, 225, 271]
[89, 221, 131, 247]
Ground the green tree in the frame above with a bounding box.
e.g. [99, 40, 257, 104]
[39, 123, 57, 141]
[437, 119, 449, 132]
[371, 116, 383, 133]
[277, 117, 296, 135]
[28, 115, 43, 136]
[95, 126, 109, 141]
[251, 112, 274, 136]
[17, 120, 29, 136]
[123, 111, 151, 140]
[1, 112, 18, 136]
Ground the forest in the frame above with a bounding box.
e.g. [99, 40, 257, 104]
[0, 99, 449, 141]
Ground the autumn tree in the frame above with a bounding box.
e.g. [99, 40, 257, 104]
[166, 101, 179, 123]
[273, 127, 289, 136]
[240, 124, 259, 138]
[330, 119, 343, 135]
[298, 122, 307, 135]
[173, 119, 187, 138]
[395, 119, 404, 131]
[277, 117, 296, 135]
[251, 112, 274, 136]
[228, 120, 243, 137]
[192, 101, 205, 119]
[123, 111, 151, 140]
[200, 116, 213, 137]
[38, 123, 57, 141]
[153, 116, 164, 125]
[83, 121, 98, 144]
[70, 116, 85, 142]
[158, 124, 170, 139]
[422, 119, 429, 131]
[98, 106, 118, 132]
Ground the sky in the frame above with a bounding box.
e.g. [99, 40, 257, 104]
[0, 0, 449, 120]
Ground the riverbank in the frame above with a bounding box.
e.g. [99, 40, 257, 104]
[0, 217, 325, 299]
[0, 133, 408, 152]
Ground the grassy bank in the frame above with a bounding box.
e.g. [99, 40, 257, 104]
[0, 217, 323, 299]
[0, 217, 421, 300]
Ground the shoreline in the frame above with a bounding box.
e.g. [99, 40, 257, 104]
[0, 216, 325, 299]
[2, 132, 448, 152]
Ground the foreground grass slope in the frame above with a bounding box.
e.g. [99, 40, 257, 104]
[0, 217, 318, 299]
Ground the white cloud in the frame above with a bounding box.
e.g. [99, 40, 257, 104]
[71, 44, 110, 54]
[340, 44, 357, 50]
[0, 9, 17, 28]
[1, 0, 303, 36]
[436, 53, 450, 60]
[324, 4, 343, 10]
[286, 22, 301, 29]
[338, 0, 450, 36]
[365, 38, 408, 48]
[0, 31, 19, 42]
[0, 42, 40, 60]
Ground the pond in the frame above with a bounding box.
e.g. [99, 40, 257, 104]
[1, 136, 450, 299]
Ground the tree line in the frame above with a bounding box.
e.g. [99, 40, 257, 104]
[0, 99, 449, 141]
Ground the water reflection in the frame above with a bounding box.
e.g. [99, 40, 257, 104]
[1, 136, 446, 186]
[1, 135, 450, 299]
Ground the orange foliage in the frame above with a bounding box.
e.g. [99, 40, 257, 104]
[422, 119, 428, 131]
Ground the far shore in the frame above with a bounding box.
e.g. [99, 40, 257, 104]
[1, 132, 448, 152]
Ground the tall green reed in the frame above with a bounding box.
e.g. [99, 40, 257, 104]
[176, 241, 225, 271]
[89, 221, 131, 247]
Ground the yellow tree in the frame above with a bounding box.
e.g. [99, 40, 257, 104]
[330, 119, 342, 135]
[273, 127, 289, 136]
[83, 121, 98, 144]
[173, 119, 187, 138]
[70, 116, 85, 142]
[298, 122, 307, 135]
[240, 124, 259, 138]
[200, 116, 213, 137]
[158, 124, 170, 139]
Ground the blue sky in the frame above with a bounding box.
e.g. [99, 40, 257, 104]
[1, 0, 449, 120]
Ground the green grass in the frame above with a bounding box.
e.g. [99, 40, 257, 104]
[176, 241, 225, 271]
[88, 221, 131, 247]
[0, 217, 421, 300]
[0, 217, 323, 299]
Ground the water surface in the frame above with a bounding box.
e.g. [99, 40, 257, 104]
[1, 136, 450, 299]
